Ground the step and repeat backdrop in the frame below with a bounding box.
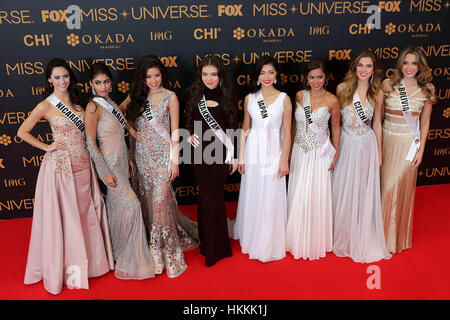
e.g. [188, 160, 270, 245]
[0, 0, 449, 219]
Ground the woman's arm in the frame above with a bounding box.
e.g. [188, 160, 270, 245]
[17, 101, 66, 152]
[168, 92, 180, 181]
[373, 89, 385, 166]
[238, 95, 251, 174]
[84, 101, 116, 187]
[279, 94, 292, 178]
[411, 84, 435, 169]
[328, 94, 341, 171]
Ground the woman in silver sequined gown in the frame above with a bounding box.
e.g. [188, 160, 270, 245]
[85, 63, 155, 280]
[120, 55, 198, 278]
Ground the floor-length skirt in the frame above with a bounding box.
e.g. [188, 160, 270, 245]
[286, 144, 333, 260]
[24, 162, 114, 295]
[381, 126, 418, 253]
[332, 130, 391, 262]
[233, 145, 286, 262]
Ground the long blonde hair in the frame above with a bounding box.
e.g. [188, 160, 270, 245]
[337, 50, 382, 108]
[390, 45, 434, 100]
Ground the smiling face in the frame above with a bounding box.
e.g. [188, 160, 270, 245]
[401, 53, 419, 79]
[355, 57, 374, 82]
[201, 65, 220, 89]
[307, 68, 326, 90]
[90, 73, 112, 98]
[145, 67, 163, 91]
[258, 63, 277, 87]
[48, 66, 70, 93]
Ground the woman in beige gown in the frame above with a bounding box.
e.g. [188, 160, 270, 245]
[381, 46, 436, 253]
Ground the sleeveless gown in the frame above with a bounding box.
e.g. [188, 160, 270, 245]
[132, 90, 199, 277]
[285, 98, 333, 260]
[233, 91, 287, 262]
[24, 96, 114, 295]
[86, 98, 155, 279]
[331, 97, 391, 263]
[381, 84, 427, 253]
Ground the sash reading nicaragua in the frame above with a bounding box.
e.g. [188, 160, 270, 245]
[256, 90, 270, 127]
[92, 97, 127, 130]
[302, 90, 336, 160]
[198, 95, 234, 164]
[352, 91, 371, 127]
[47, 93, 85, 133]
[396, 80, 421, 161]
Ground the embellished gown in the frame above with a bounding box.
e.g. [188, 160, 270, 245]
[233, 91, 287, 262]
[86, 98, 155, 279]
[381, 84, 427, 253]
[190, 87, 234, 267]
[285, 98, 333, 260]
[132, 89, 198, 278]
[24, 101, 114, 295]
[331, 98, 391, 263]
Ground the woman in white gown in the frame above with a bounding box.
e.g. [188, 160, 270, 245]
[233, 55, 292, 262]
[285, 59, 340, 260]
[332, 50, 391, 263]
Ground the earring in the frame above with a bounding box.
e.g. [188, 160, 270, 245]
[257, 81, 260, 86]
[49, 82, 53, 88]
[324, 78, 329, 88]
[274, 79, 277, 84]
[219, 80, 222, 87]
[109, 87, 112, 93]
[370, 74, 374, 82]
[92, 87, 96, 95]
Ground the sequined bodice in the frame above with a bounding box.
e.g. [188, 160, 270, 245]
[135, 90, 173, 167]
[341, 100, 373, 136]
[45, 115, 90, 172]
[294, 103, 331, 152]
[97, 99, 128, 170]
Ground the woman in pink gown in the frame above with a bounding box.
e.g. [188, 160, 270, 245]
[18, 58, 114, 295]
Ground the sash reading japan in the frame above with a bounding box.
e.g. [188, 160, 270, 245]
[47, 93, 84, 133]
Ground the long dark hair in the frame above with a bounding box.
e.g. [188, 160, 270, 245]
[87, 62, 114, 112]
[249, 55, 282, 93]
[43, 57, 86, 109]
[182, 55, 238, 134]
[127, 55, 168, 123]
[303, 58, 329, 89]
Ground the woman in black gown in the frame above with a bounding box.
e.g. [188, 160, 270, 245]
[183, 55, 238, 266]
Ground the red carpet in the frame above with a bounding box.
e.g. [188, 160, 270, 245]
[0, 185, 449, 300]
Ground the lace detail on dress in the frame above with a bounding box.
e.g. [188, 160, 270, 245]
[294, 103, 331, 152]
[46, 115, 90, 176]
[341, 101, 374, 137]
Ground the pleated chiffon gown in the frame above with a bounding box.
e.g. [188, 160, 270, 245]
[381, 84, 427, 253]
[331, 99, 391, 263]
[285, 97, 333, 260]
[233, 92, 287, 262]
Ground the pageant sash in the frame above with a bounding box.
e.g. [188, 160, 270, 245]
[198, 95, 234, 164]
[47, 93, 85, 133]
[352, 91, 372, 127]
[256, 90, 270, 127]
[303, 90, 336, 160]
[92, 97, 127, 130]
[144, 98, 173, 163]
[396, 80, 421, 161]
